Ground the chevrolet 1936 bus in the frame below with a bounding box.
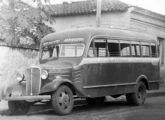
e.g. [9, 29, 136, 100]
[1, 27, 160, 115]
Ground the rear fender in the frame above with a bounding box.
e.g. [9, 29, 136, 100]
[136, 75, 149, 90]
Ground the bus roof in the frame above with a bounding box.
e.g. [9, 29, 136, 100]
[41, 27, 157, 44]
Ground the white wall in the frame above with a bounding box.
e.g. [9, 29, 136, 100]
[0, 47, 39, 82]
[46, 11, 130, 32]
[130, 7, 165, 68]
[0, 46, 39, 98]
[130, 7, 165, 38]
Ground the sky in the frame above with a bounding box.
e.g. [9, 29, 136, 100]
[120, 0, 165, 15]
[22, 0, 165, 15]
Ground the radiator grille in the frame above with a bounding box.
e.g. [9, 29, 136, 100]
[26, 67, 41, 95]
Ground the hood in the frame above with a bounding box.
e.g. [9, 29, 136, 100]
[39, 57, 82, 69]
[39, 61, 73, 81]
[39, 61, 73, 70]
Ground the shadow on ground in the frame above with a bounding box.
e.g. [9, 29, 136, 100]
[27, 100, 132, 116]
[0, 99, 130, 116]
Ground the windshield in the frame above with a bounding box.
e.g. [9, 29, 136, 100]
[41, 43, 85, 60]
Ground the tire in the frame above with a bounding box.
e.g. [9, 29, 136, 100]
[126, 81, 147, 105]
[8, 101, 30, 115]
[51, 85, 74, 115]
[86, 97, 105, 105]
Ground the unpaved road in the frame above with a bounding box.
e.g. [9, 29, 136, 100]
[0, 96, 165, 120]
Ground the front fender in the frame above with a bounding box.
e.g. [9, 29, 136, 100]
[40, 79, 74, 94]
[1, 81, 25, 100]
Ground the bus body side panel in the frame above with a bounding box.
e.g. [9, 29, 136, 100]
[147, 63, 160, 90]
[81, 58, 159, 98]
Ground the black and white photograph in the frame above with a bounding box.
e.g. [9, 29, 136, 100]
[0, 0, 165, 120]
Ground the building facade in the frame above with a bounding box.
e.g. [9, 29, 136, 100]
[130, 7, 165, 65]
[46, 0, 165, 66]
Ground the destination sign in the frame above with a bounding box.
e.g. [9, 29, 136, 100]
[43, 40, 60, 46]
[64, 38, 84, 43]
[43, 38, 84, 46]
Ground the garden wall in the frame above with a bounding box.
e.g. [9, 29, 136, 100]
[0, 46, 39, 98]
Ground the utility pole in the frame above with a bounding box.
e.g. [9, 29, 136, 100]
[96, 0, 102, 27]
[9, 0, 16, 45]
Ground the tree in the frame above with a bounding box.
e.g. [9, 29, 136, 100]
[0, 0, 55, 48]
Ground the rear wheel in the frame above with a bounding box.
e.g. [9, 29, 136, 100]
[51, 85, 74, 115]
[8, 101, 30, 115]
[126, 81, 146, 105]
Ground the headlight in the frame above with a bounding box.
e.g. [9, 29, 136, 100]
[41, 70, 48, 80]
[16, 73, 24, 82]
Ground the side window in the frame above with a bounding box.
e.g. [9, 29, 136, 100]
[94, 39, 107, 57]
[151, 43, 157, 57]
[131, 44, 136, 56]
[42, 45, 59, 59]
[52, 46, 59, 57]
[141, 42, 150, 57]
[131, 42, 141, 57]
[107, 40, 120, 57]
[136, 44, 141, 56]
[87, 38, 107, 57]
[120, 41, 131, 57]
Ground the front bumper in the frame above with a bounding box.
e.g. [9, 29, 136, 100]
[4, 95, 51, 101]
[1, 80, 52, 101]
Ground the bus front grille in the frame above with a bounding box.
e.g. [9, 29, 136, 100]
[26, 67, 41, 96]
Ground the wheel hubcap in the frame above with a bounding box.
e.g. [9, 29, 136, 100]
[58, 91, 70, 109]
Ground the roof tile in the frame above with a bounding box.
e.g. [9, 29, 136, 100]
[46, 0, 129, 16]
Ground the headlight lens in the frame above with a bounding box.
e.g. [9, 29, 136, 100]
[41, 70, 48, 80]
[16, 73, 24, 82]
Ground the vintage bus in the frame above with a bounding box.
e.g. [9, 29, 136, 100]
[1, 27, 160, 115]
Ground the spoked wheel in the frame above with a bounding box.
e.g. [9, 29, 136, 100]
[126, 81, 147, 105]
[51, 85, 74, 115]
[8, 101, 30, 115]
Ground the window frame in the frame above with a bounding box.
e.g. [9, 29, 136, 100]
[130, 41, 141, 57]
[119, 40, 131, 57]
[140, 42, 151, 57]
[59, 43, 85, 57]
[87, 36, 158, 58]
[107, 39, 120, 57]
[150, 42, 157, 57]
[88, 38, 108, 57]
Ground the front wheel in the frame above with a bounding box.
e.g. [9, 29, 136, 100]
[8, 101, 30, 115]
[51, 85, 74, 115]
[126, 81, 147, 105]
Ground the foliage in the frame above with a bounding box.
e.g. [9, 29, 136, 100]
[0, 0, 55, 48]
